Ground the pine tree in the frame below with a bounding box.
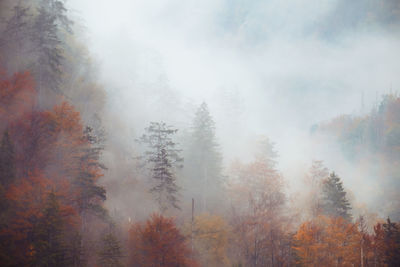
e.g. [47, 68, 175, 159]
[98, 229, 124, 267]
[32, 192, 67, 267]
[321, 172, 352, 221]
[75, 126, 107, 218]
[0, 3, 31, 72]
[0, 130, 16, 190]
[138, 122, 183, 213]
[383, 218, 400, 267]
[33, 0, 72, 96]
[0, 130, 16, 266]
[185, 102, 222, 212]
[65, 231, 85, 267]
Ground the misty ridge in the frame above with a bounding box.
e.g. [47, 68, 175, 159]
[0, 0, 400, 266]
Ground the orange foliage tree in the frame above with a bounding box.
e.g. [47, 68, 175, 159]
[129, 213, 197, 267]
[0, 69, 106, 265]
[227, 137, 292, 267]
[294, 216, 360, 266]
[188, 214, 230, 267]
[0, 70, 35, 131]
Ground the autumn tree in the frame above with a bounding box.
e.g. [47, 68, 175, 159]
[0, 96, 107, 265]
[184, 102, 223, 212]
[138, 122, 183, 213]
[228, 137, 291, 267]
[304, 160, 329, 218]
[294, 216, 360, 266]
[321, 172, 352, 221]
[128, 213, 196, 267]
[189, 214, 230, 267]
[0, 70, 36, 125]
[0, 1, 110, 265]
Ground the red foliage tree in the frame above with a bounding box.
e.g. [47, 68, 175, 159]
[0, 70, 105, 265]
[129, 213, 197, 267]
[0, 70, 35, 131]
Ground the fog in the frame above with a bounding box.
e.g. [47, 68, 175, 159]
[1, 0, 400, 265]
[65, 0, 400, 216]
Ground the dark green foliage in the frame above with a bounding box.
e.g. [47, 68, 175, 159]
[0, 3, 30, 52]
[321, 172, 352, 221]
[0, 130, 16, 189]
[98, 230, 124, 267]
[33, 0, 72, 95]
[383, 218, 400, 267]
[32, 192, 66, 267]
[75, 126, 107, 218]
[138, 122, 183, 212]
[65, 231, 85, 267]
[0, 130, 15, 256]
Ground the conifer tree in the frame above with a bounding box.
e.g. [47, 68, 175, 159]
[185, 102, 222, 212]
[138, 122, 183, 213]
[0, 130, 16, 266]
[32, 192, 66, 266]
[98, 229, 124, 267]
[383, 218, 400, 266]
[321, 172, 352, 221]
[33, 0, 72, 96]
[0, 3, 31, 72]
[0, 130, 16, 190]
[75, 126, 107, 218]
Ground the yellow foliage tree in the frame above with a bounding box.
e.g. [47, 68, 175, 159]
[185, 214, 230, 267]
[294, 216, 360, 267]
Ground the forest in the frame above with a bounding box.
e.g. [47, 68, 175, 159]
[0, 0, 400, 266]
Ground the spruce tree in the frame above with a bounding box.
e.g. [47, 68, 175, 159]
[185, 102, 222, 212]
[33, 192, 66, 266]
[138, 122, 183, 213]
[75, 126, 107, 218]
[33, 0, 72, 96]
[0, 3, 31, 72]
[98, 230, 124, 267]
[0, 130, 16, 189]
[0, 131, 16, 267]
[321, 172, 352, 221]
[383, 218, 400, 266]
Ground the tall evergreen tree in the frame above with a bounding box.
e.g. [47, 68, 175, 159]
[75, 126, 107, 219]
[98, 229, 124, 267]
[0, 131, 16, 267]
[383, 218, 400, 267]
[321, 172, 352, 221]
[74, 125, 107, 264]
[185, 102, 222, 212]
[33, 0, 72, 96]
[0, 3, 31, 72]
[138, 122, 183, 213]
[0, 130, 16, 189]
[32, 192, 66, 266]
